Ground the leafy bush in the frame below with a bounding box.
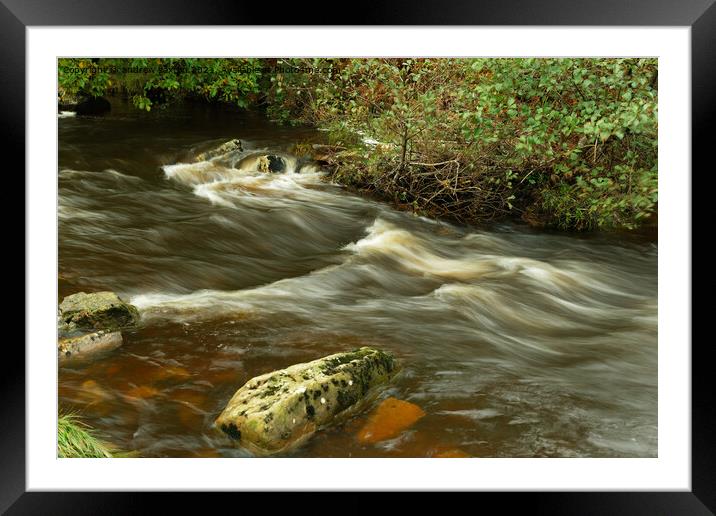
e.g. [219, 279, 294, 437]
[462, 58, 658, 229]
[264, 58, 658, 230]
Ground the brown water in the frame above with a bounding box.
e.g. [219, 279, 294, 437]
[58, 101, 658, 458]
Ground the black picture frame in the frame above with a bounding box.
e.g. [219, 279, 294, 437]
[6, 0, 713, 512]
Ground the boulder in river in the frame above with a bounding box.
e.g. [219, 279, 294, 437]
[58, 291, 140, 333]
[195, 139, 243, 161]
[58, 330, 123, 362]
[234, 152, 287, 173]
[215, 347, 398, 455]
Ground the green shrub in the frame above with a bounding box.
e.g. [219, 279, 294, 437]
[264, 58, 658, 230]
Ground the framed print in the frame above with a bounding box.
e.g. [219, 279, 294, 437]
[5, 0, 714, 512]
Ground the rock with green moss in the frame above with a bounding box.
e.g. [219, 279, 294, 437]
[195, 139, 243, 161]
[58, 330, 123, 362]
[215, 347, 398, 455]
[58, 291, 139, 333]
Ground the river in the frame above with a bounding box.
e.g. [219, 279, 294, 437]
[58, 100, 658, 458]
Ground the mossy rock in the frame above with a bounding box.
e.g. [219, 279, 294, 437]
[59, 291, 139, 333]
[215, 347, 398, 455]
[195, 139, 243, 161]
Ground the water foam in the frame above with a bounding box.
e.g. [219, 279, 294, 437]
[162, 155, 328, 209]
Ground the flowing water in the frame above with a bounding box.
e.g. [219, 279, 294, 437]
[58, 101, 658, 458]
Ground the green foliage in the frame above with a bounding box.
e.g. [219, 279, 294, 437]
[462, 58, 658, 229]
[58, 58, 263, 111]
[58, 412, 114, 458]
[58, 59, 112, 99]
[264, 58, 658, 230]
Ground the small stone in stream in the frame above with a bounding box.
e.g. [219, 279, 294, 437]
[356, 397, 426, 444]
[79, 379, 113, 404]
[433, 448, 472, 458]
[195, 139, 243, 161]
[125, 385, 160, 400]
[194, 448, 221, 458]
[58, 331, 123, 362]
[215, 347, 398, 455]
[151, 365, 191, 381]
[59, 291, 140, 333]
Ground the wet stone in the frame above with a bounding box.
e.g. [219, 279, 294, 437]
[58, 291, 140, 333]
[58, 330, 123, 362]
[356, 397, 426, 444]
[433, 448, 472, 458]
[195, 139, 243, 161]
[234, 153, 287, 173]
[215, 347, 398, 455]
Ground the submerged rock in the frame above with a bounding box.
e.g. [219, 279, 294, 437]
[433, 448, 471, 458]
[58, 331, 123, 362]
[215, 347, 398, 455]
[125, 384, 160, 401]
[356, 397, 426, 444]
[58, 291, 140, 333]
[195, 139, 243, 161]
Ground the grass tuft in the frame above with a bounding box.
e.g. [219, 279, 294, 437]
[57, 412, 114, 458]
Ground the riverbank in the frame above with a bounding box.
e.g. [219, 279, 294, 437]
[58, 58, 658, 232]
[267, 59, 657, 232]
[308, 145, 658, 239]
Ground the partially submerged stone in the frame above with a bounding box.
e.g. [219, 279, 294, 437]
[78, 379, 113, 404]
[433, 448, 471, 458]
[195, 139, 243, 161]
[235, 152, 287, 173]
[215, 347, 398, 455]
[125, 385, 160, 401]
[356, 397, 426, 444]
[58, 331, 123, 362]
[59, 291, 139, 333]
